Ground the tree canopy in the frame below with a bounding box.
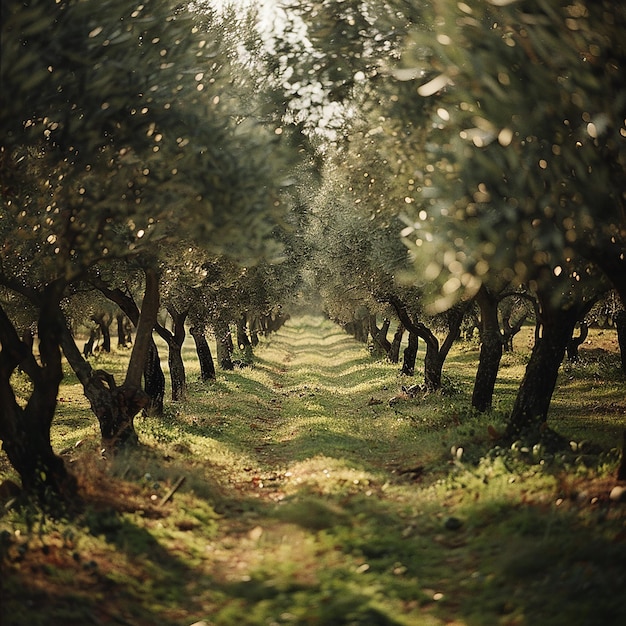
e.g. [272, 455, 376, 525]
[1, 0, 625, 500]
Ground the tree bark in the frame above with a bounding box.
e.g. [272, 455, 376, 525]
[249, 315, 260, 347]
[190, 325, 216, 381]
[369, 315, 392, 358]
[386, 295, 466, 390]
[615, 310, 626, 371]
[83, 325, 99, 357]
[422, 334, 444, 390]
[143, 341, 165, 415]
[566, 322, 589, 362]
[389, 323, 404, 364]
[60, 266, 162, 451]
[351, 307, 369, 343]
[125, 267, 160, 388]
[235, 313, 254, 365]
[116, 313, 132, 348]
[59, 320, 144, 451]
[401, 331, 418, 376]
[215, 319, 234, 370]
[156, 307, 188, 401]
[499, 292, 535, 352]
[472, 285, 503, 412]
[90, 273, 165, 414]
[502, 313, 528, 352]
[0, 287, 77, 502]
[236, 314, 252, 349]
[504, 299, 582, 444]
[92, 312, 111, 353]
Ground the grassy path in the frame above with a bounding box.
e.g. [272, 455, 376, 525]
[238, 315, 426, 472]
[2, 316, 626, 625]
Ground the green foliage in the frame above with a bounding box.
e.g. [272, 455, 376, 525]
[397, 0, 626, 306]
[1, 0, 296, 293]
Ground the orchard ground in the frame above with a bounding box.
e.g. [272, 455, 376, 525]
[1, 316, 626, 625]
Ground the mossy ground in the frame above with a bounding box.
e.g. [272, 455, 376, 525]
[1, 316, 626, 625]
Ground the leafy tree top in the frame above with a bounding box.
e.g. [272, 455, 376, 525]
[1, 0, 294, 293]
[396, 0, 625, 308]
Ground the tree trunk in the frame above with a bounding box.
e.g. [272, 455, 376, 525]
[215, 320, 234, 370]
[429, 305, 466, 390]
[190, 325, 216, 381]
[235, 314, 254, 365]
[83, 326, 99, 357]
[499, 293, 535, 352]
[156, 307, 188, 402]
[249, 316, 260, 347]
[91, 273, 165, 414]
[236, 314, 251, 349]
[616, 310, 626, 371]
[60, 322, 144, 451]
[369, 315, 392, 358]
[116, 313, 132, 348]
[125, 267, 160, 388]
[472, 285, 503, 412]
[401, 331, 419, 376]
[387, 295, 466, 391]
[0, 293, 77, 502]
[62, 267, 161, 452]
[92, 313, 111, 353]
[504, 300, 581, 444]
[566, 322, 589, 362]
[422, 335, 444, 390]
[167, 343, 186, 401]
[351, 307, 369, 343]
[502, 313, 528, 352]
[143, 341, 165, 415]
[389, 323, 404, 364]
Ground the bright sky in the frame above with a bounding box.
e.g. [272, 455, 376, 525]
[203, 0, 286, 34]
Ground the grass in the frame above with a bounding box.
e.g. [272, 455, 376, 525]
[1, 315, 626, 625]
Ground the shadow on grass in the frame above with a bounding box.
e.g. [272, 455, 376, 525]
[199, 474, 626, 626]
[1, 503, 205, 626]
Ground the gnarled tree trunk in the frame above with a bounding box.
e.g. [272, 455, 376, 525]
[235, 313, 253, 365]
[215, 319, 234, 370]
[62, 268, 161, 451]
[566, 321, 589, 362]
[0, 284, 77, 502]
[90, 274, 165, 415]
[369, 316, 392, 359]
[236, 314, 252, 350]
[91, 312, 112, 353]
[387, 295, 467, 391]
[504, 295, 588, 445]
[143, 341, 165, 415]
[389, 323, 404, 364]
[116, 313, 132, 348]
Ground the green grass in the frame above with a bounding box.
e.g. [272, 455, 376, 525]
[1, 315, 626, 625]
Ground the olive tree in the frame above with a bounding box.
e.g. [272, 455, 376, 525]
[0, 0, 294, 500]
[398, 0, 625, 442]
